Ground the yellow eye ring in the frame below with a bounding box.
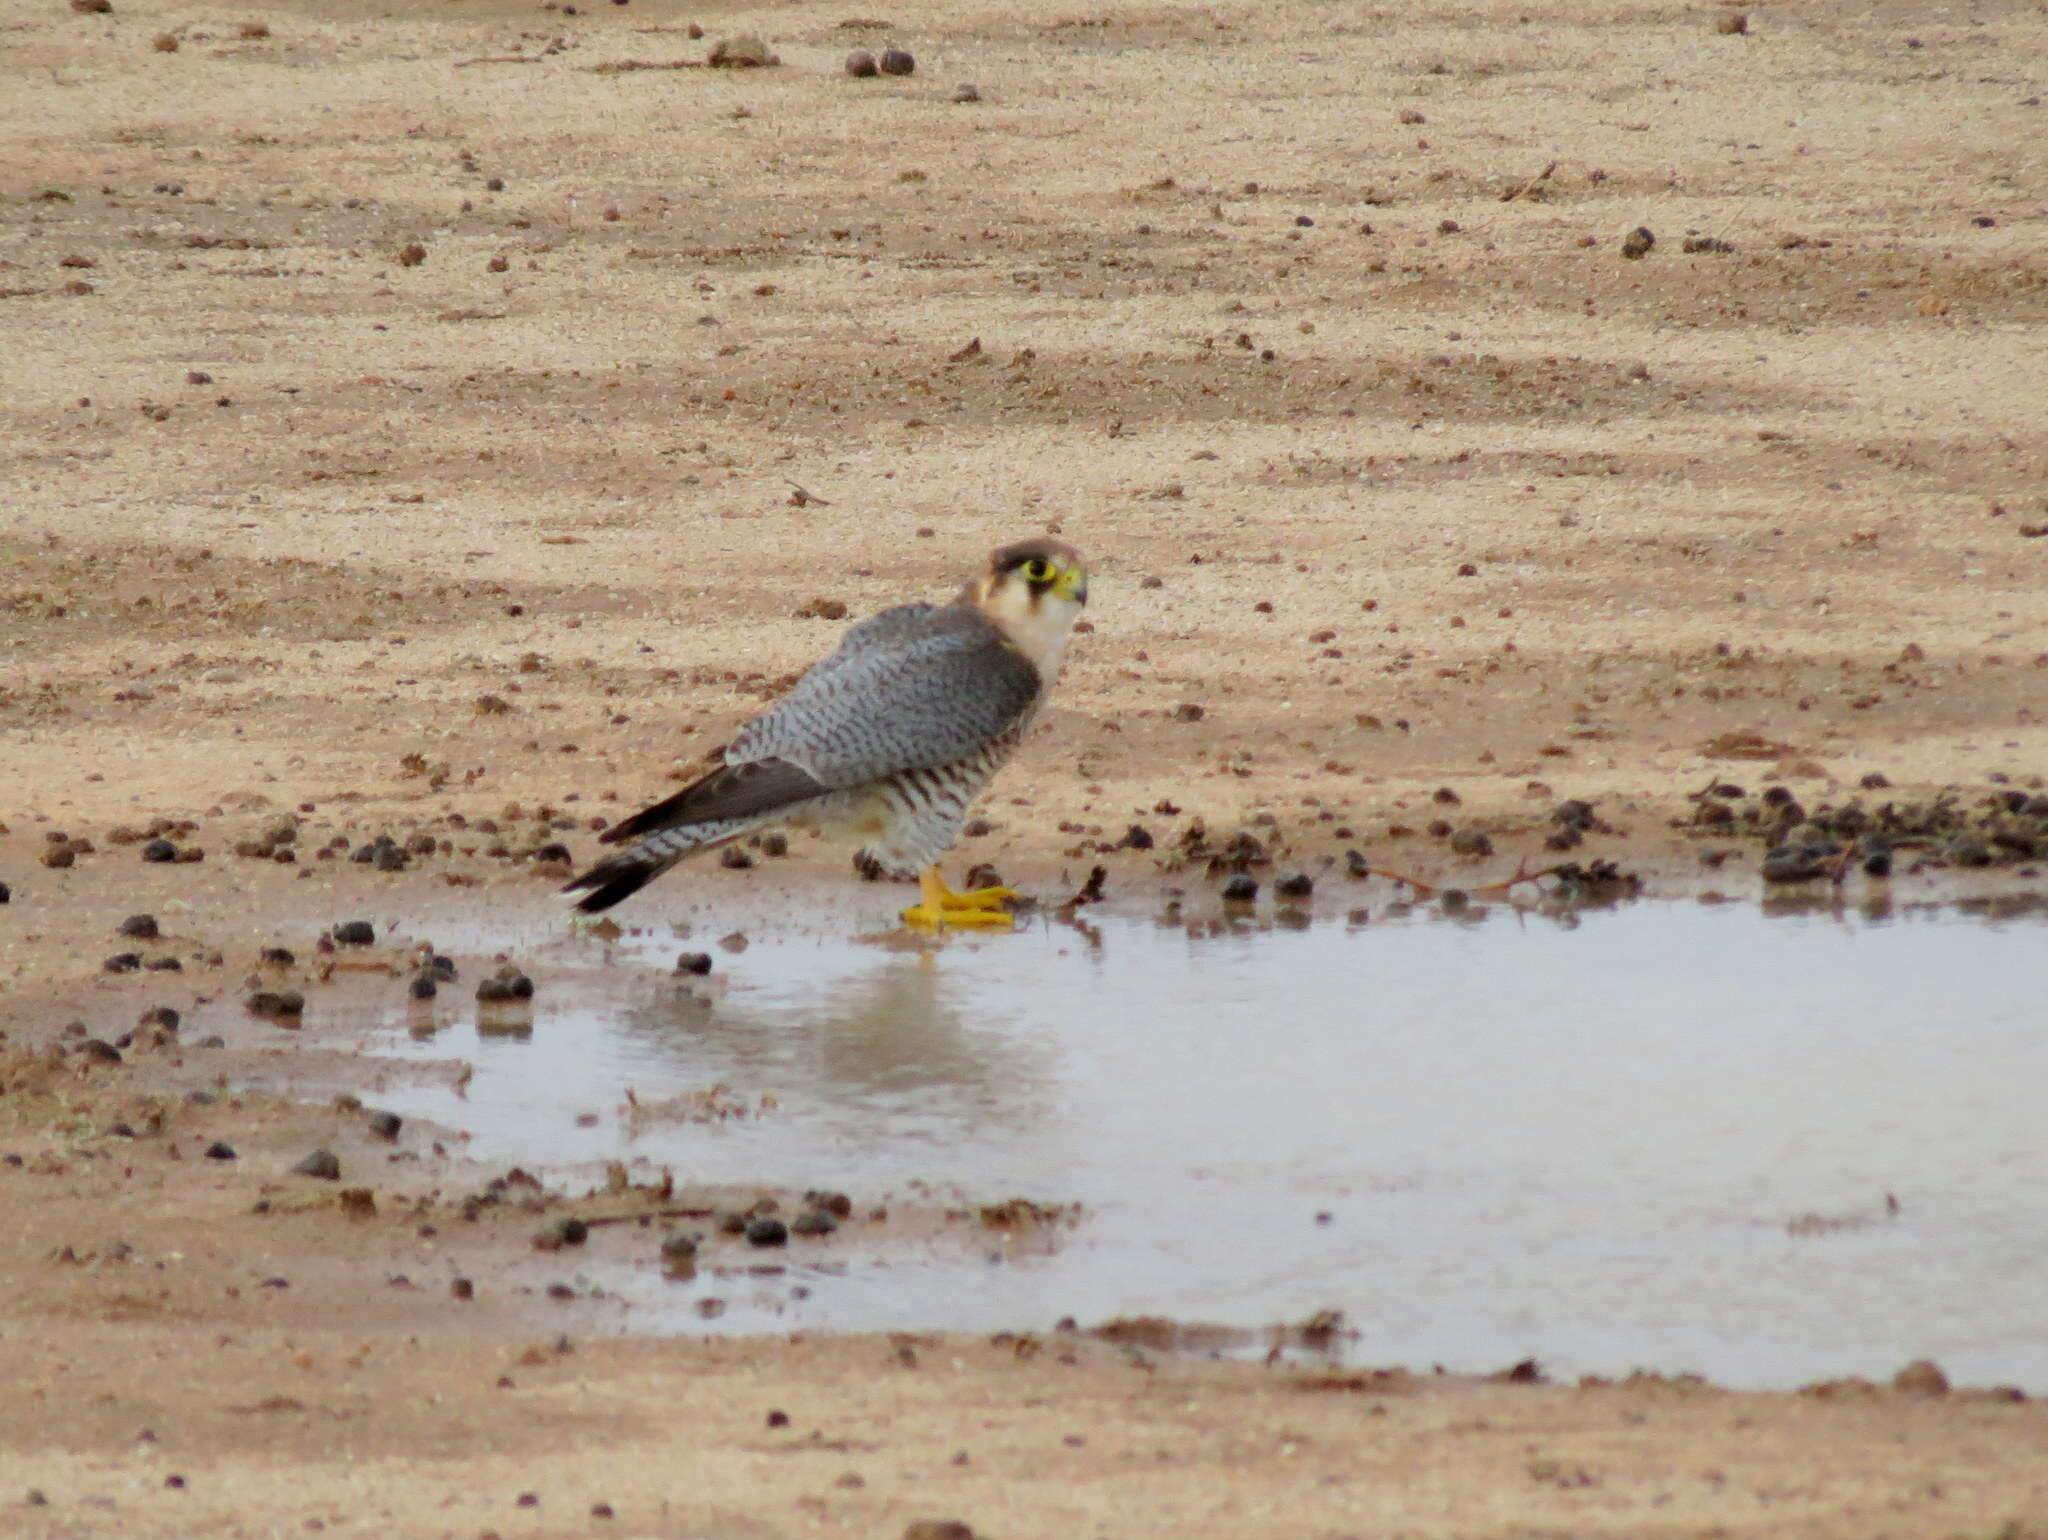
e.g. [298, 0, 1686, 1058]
[1022, 557, 1053, 583]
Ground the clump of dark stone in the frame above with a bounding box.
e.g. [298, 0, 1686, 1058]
[1545, 798, 1614, 851]
[246, 989, 304, 1020]
[534, 1216, 589, 1250]
[103, 952, 142, 974]
[719, 846, 753, 870]
[260, 946, 294, 966]
[118, 914, 160, 939]
[1173, 821, 1273, 877]
[745, 1216, 789, 1247]
[140, 1005, 179, 1031]
[0, 880, 10, 903]
[1548, 861, 1642, 901]
[676, 952, 713, 975]
[791, 1208, 838, 1237]
[878, 44, 914, 74]
[1685, 779, 2048, 876]
[408, 972, 438, 1000]
[332, 920, 375, 946]
[76, 1038, 123, 1064]
[1274, 872, 1314, 899]
[141, 838, 179, 863]
[1221, 874, 1259, 903]
[204, 1141, 237, 1160]
[353, 835, 409, 872]
[368, 1110, 404, 1140]
[477, 968, 534, 1003]
[660, 1232, 700, 1270]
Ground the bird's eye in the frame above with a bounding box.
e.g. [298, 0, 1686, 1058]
[1022, 557, 1053, 583]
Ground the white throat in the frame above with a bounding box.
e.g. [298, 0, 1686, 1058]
[980, 583, 1084, 681]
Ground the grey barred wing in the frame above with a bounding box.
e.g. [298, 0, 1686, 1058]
[730, 607, 1042, 787]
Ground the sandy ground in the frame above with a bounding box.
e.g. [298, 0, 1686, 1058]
[6, 0, 2048, 1531]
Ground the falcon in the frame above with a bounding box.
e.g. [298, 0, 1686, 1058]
[562, 538, 1089, 927]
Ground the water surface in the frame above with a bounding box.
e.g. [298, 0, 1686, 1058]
[342, 896, 2048, 1390]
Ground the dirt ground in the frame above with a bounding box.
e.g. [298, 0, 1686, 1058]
[6, 0, 2048, 1532]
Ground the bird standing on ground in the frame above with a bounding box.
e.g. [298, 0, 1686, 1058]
[562, 537, 1089, 927]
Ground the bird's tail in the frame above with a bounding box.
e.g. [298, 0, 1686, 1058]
[558, 815, 762, 913]
[560, 848, 680, 913]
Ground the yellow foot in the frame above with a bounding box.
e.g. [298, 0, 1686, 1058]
[901, 867, 1020, 929]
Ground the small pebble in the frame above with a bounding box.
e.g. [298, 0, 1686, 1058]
[140, 838, 178, 863]
[1620, 226, 1656, 259]
[1274, 872, 1313, 899]
[845, 47, 877, 75]
[745, 1216, 789, 1247]
[792, 1209, 839, 1237]
[1893, 1359, 1950, 1396]
[904, 1523, 976, 1540]
[534, 1216, 589, 1250]
[333, 920, 375, 946]
[951, 82, 980, 103]
[77, 1038, 124, 1064]
[408, 972, 438, 1000]
[292, 1149, 341, 1180]
[1221, 875, 1259, 903]
[878, 45, 914, 74]
[104, 952, 142, 974]
[1449, 827, 1494, 858]
[451, 1277, 475, 1300]
[368, 1110, 404, 1140]
[677, 952, 713, 975]
[204, 1141, 237, 1160]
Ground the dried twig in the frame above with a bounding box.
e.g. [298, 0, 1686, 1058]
[1498, 160, 1558, 203]
[581, 57, 707, 73]
[454, 53, 548, 67]
[579, 1206, 715, 1230]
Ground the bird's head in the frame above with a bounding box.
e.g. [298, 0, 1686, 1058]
[973, 537, 1089, 669]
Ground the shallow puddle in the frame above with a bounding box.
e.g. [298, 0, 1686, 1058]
[338, 895, 2048, 1390]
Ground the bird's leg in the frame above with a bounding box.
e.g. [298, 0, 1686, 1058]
[901, 866, 1019, 928]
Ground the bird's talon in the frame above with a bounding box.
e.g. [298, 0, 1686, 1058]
[901, 902, 1017, 929]
[902, 869, 1021, 928]
[952, 884, 1018, 910]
